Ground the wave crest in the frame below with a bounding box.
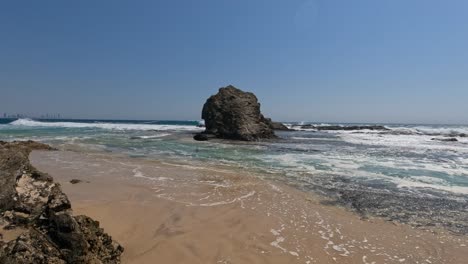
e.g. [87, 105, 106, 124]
[10, 118, 203, 132]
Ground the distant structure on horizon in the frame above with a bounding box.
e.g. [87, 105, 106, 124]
[0, 112, 63, 119]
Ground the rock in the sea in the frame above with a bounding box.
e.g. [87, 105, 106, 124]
[0, 141, 123, 263]
[266, 119, 292, 131]
[431, 137, 458, 142]
[297, 125, 389, 131]
[193, 133, 209, 141]
[447, 133, 467, 138]
[201, 85, 276, 141]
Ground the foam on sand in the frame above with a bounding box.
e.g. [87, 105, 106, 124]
[29, 150, 468, 264]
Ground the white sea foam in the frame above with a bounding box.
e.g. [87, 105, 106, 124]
[338, 132, 468, 153]
[395, 180, 468, 194]
[135, 134, 171, 139]
[131, 167, 169, 181]
[263, 146, 468, 195]
[391, 125, 468, 136]
[10, 118, 203, 132]
[291, 137, 338, 141]
[293, 123, 468, 137]
[194, 191, 256, 207]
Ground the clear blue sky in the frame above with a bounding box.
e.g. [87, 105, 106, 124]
[1, 0, 467, 124]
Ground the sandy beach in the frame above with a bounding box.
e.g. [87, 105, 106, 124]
[29, 150, 468, 264]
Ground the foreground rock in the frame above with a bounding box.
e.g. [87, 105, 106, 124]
[200, 85, 277, 141]
[0, 141, 123, 263]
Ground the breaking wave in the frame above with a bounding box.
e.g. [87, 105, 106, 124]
[9, 118, 203, 132]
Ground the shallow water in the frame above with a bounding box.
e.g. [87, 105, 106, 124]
[30, 150, 468, 264]
[2, 118, 468, 233]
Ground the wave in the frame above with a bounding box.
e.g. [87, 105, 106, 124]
[130, 134, 171, 139]
[9, 118, 203, 132]
[262, 151, 468, 195]
[292, 123, 468, 137]
[387, 126, 468, 137]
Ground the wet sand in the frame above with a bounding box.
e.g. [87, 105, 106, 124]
[30, 150, 468, 264]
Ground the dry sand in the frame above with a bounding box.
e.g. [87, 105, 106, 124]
[30, 150, 468, 264]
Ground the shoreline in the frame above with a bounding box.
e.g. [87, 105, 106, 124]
[30, 150, 468, 264]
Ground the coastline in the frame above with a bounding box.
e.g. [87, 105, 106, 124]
[30, 150, 468, 264]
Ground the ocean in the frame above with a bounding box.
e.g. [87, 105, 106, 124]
[1, 118, 468, 233]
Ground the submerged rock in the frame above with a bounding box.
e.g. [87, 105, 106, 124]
[0, 141, 123, 263]
[201, 85, 277, 141]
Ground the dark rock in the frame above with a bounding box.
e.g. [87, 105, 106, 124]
[47, 185, 72, 213]
[201, 85, 276, 141]
[0, 140, 56, 153]
[297, 125, 389, 131]
[266, 119, 292, 131]
[431, 137, 458, 142]
[193, 133, 209, 141]
[0, 230, 65, 264]
[73, 215, 123, 263]
[0, 141, 123, 263]
[69, 179, 82, 184]
[317, 125, 388, 131]
[298, 124, 314, 129]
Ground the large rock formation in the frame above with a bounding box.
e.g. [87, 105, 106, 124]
[0, 141, 123, 263]
[200, 85, 277, 141]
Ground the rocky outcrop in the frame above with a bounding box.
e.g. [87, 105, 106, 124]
[0, 141, 123, 263]
[266, 119, 291, 131]
[200, 85, 277, 141]
[297, 124, 389, 131]
[431, 137, 458, 142]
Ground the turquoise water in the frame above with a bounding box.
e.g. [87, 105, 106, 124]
[1, 118, 468, 197]
[3, 118, 467, 232]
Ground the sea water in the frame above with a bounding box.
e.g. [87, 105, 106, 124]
[1, 118, 467, 232]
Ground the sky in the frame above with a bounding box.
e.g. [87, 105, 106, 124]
[1, 0, 467, 124]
